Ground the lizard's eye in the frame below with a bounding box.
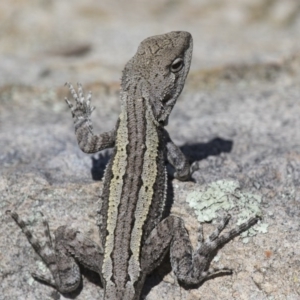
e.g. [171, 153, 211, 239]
[170, 58, 184, 73]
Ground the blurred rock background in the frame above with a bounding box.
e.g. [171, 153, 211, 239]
[1, 1, 300, 299]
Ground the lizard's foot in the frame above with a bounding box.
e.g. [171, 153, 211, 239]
[8, 211, 81, 293]
[65, 82, 95, 121]
[194, 215, 260, 282]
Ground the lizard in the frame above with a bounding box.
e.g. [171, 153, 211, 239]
[8, 31, 259, 300]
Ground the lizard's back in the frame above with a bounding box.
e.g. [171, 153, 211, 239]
[97, 31, 193, 299]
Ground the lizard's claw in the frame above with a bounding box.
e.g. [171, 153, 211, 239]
[65, 82, 79, 103]
[64, 82, 95, 121]
[65, 97, 73, 109]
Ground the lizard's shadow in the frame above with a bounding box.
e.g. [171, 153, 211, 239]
[91, 150, 112, 181]
[179, 137, 233, 164]
[91, 137, 233, 181]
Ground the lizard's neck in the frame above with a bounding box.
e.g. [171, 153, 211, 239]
[120, 86, 161, 127]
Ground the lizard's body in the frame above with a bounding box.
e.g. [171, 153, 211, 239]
[9, 31, 258, 300]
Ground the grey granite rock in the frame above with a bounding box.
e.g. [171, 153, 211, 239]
[1, 1, 300, 299]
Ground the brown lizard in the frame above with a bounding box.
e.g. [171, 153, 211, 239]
[9, 31, 259, 300]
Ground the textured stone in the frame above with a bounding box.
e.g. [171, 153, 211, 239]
[1, 0, 300, 299]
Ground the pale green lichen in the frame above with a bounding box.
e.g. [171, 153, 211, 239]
[28, 276, 35, 286]
[212, 255, 220, 262]
[186, 180, 268, 241]
[36, 260, 48, 273]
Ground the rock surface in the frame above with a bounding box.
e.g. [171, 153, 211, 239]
[1, 1, 300, 299]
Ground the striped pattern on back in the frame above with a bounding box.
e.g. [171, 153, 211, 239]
[100, 96, 166, 296]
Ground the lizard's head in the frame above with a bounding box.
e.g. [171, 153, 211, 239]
[121, 31, 193, 126]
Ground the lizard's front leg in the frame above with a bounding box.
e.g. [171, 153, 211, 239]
[164, 129, 191, 181]
[65, 82, 116, 153]
[8, 211, 103, 294]
[141, 214, 259, 285]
